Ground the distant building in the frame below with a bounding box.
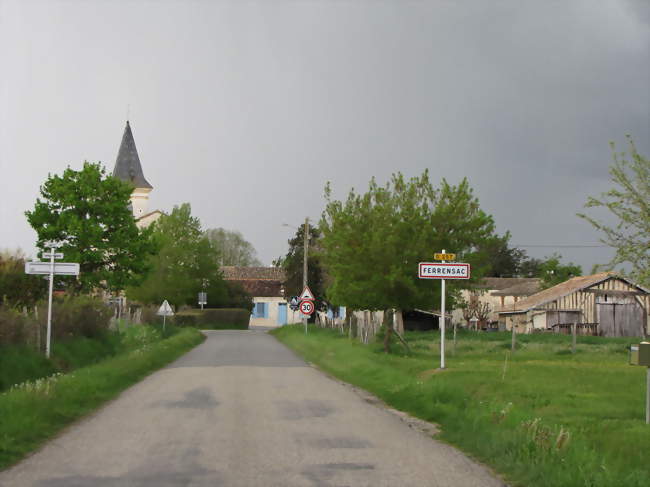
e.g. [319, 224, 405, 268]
[112, 121, 162, 228]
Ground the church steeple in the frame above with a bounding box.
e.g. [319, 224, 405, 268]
[113, 121, 152, 219]
[113, 121, 152, 189]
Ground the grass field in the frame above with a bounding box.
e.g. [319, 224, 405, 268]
[0, 327, 205, 470]
[272, 325, 649, 487]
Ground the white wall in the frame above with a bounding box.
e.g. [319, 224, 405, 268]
[250, 296, 288, 328]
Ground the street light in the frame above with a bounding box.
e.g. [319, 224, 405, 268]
[282, 218, 310, 333]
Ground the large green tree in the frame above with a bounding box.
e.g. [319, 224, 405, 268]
[321, 171, 497, 348]
[205, 228, 262, 266]
[0, 250, 47, 307]
[25, 162, 155, 293]
[578, 137, 649, 287]
[128, 203, 227, 308]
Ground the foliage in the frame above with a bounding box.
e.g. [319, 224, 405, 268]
[536, 253, 582, 288]
[25, 162, 156, 293]
[280, 223, 327, 310]
[223, 281, 254, 310]
[578, 137, 649, 287]
[128, 203, 228, 308]
[205, 227, 262, 266]
[477, 232, 529, 277]
[0, 327, 204, 469]
[273, 325, 648, 487]
[320, 171, 496, 312]
[48, 295, 113, 340]
[0, 307, 34, 346]
[0, 250, 47, 307]
[174, 308, 250, 329]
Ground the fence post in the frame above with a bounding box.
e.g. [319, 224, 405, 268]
[572, 323, 577, 354]
[511, 320, 516, 352]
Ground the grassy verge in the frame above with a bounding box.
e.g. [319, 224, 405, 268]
[0, 327, 205, 470]
[272, 325, 649, 487]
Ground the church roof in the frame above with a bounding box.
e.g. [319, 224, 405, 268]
[113, 121, 152, 189]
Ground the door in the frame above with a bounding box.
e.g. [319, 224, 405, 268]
[597, 296, 645, 337]
[277, 303, 287, 326]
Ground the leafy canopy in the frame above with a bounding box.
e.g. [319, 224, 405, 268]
[205, 228, 262, 266]
[127, 203, 227, 308]
[320, 171, 496, 311]
[0, 249, 47, 307]
[25, 162, 155, 293]
[578, 137, 649, 287]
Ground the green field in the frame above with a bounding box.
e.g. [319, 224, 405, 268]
[272, 325, 649, 487]
[0, 327, 205, 470]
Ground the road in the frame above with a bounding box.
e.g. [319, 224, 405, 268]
[0, 330, 504, 487]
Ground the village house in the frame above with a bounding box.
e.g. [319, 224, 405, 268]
[221, 266, 293, 328]
[497, 272, 650, 337]
[451, 277, 541, 328]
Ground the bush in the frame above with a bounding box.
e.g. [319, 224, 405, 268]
[0, 308, 32, 346]
[47, 296, 112, 339]
[175, 308, 250, 329]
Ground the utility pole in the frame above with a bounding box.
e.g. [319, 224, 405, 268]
[303, 217, 309, 333]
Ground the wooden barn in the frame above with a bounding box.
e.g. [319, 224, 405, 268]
[497, 272, 649, 337]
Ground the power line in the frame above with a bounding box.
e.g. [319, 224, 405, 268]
[513, 244, 609, 248]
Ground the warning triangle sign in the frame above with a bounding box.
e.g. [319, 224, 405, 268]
[299, 286, 315, 301]
[157, 299, 174, 316]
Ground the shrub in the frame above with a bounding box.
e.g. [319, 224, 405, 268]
[47, 296, 112, 339]
[0, 307, 34, 346]
[175, 308, 250, 329]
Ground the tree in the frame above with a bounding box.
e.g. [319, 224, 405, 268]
[578, 137, 649, 287]
[128, 204, 228, 308]
[205, 228, 262, 266]
[0, 249, 47, 307]
[320, 171, 497, 351]
[537, 253, 582, 289]
[25, 162, 155, 293]
[478, 232, 529, 277]
[280, 224, 327, 312]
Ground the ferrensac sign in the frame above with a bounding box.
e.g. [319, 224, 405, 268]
[418, 262, 470, 279]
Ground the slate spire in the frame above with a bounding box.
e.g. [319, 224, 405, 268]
[113, 121, 152, 189]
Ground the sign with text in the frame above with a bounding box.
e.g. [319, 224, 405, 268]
[434, 253, 456, 261]
[418, 262, 470, 279]
[25, 261, 80, 276]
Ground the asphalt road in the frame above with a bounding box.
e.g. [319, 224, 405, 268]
[0, 330, 504, 487]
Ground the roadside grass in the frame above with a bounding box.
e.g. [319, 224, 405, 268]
[0, 327, 205, 470]
[272, 325, 649, 487]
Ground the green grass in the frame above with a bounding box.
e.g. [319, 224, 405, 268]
[0, 327, 205, 470]
[272, 325, 649, 487]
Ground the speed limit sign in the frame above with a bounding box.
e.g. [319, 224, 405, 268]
[299, 299, 315, 316]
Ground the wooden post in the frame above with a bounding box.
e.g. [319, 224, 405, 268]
[511, 320, 516, 352]
[646, 367, 649, 425]
[572, 323, 577, 354]
[453, 322, 457, 356]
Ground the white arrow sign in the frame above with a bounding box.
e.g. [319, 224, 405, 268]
[25, 261, 80, 276]
[157, 300, 174, 316]
[42, 252, 64, 259]
[299, 286, 315, 301]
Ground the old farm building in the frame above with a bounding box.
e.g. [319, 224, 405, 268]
[498, 272, 650, 337]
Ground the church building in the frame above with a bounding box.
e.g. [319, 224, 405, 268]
[112, 121, 162, 228]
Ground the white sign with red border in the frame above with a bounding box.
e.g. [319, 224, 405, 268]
[418, 262, 470, 280]
[299, 286, 315, 301]
[299, 299, 315, 316]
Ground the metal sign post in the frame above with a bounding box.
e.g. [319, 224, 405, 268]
[157, 300, 174, 333]
[198, 292, 207, 310]
[418, 252, 470, 370]
[25, 242, 80, 358]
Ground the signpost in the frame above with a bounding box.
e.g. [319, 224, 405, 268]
[157, 299, 174, 332]
[289, 296, 300, 311]
[299, 285, 314, 334]
[299, 299, 315, 316]
[419, 251, 470, 369]
[24, 242, 80, 358]
[198, 292, 207, 310]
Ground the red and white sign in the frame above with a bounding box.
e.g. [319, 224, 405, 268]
[418, 262, 470, 279]
[299, 286, 315, 301]
[299, 299, 315, 315]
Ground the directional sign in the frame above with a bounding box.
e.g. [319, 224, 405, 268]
[198, 292, 207, 305]
[299, 299, 315, 316]
[289, 296, 300, 311]
[25, 261, 80, 276]
[157, 300, 174, 316]
[418, 262, 470, 279]
[42, 252, 64, 259]
[434, 252, 456, 261]
[299, 286, 315, 301]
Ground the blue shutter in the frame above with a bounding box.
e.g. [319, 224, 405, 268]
[263, 303, 269, 318]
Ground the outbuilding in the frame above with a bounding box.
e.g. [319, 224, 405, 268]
[497, 272, 649, 337]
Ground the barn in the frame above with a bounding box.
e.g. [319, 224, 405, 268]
[497, 272, 649, 337]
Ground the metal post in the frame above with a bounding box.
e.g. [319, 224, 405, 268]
[45, 244, 55, 359]
[646, 367, 649, 425]
[163, 314, 166, 334]
[303, 217, 309, 334]
[440, 249, 446, 369]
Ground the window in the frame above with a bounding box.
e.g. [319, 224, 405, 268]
[254, 302, 267, 318]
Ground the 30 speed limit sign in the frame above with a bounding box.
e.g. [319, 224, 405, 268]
[299, 299, 315, 316]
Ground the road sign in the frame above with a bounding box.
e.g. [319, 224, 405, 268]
[299, 299, 315, 316]
[289, 296, 300, 311]
[42, 252, 64, 259]
[299, 286, 315, 301]
[434, 252, 455, 261]
[198, 292, 207, 304]
[25, 261, 80, 276]
[157, 300, 174, 316]
[418, 263, 470, 279]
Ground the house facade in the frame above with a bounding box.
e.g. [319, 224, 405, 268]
[497, 272, 650, 337]
[221, 266, 294, 328]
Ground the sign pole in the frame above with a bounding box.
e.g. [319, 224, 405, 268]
[303, 217, 309, 334]
[45, 244, 56, 358]
[440, 249, 446, 370]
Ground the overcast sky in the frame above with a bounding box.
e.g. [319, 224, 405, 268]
[1, 0, 648, 273]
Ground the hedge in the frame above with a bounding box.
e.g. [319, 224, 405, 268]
[174, 308, 250, 329]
